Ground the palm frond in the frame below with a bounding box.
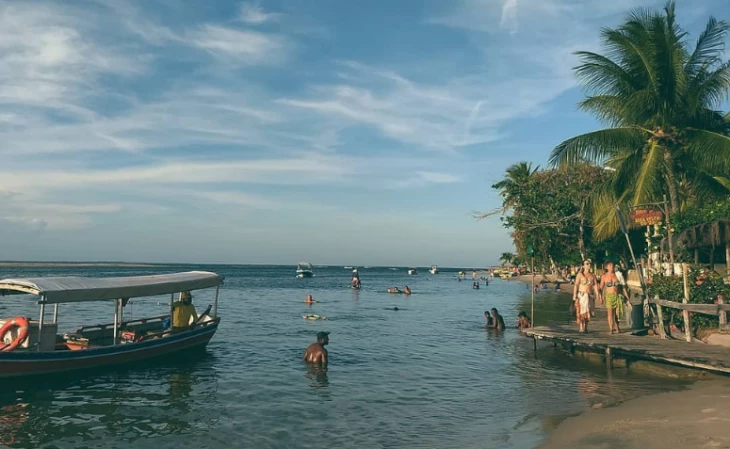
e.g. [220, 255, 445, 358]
[686, 16, 730, 75]
[685, 128, 730, 173]
[549, 127, 650, 167]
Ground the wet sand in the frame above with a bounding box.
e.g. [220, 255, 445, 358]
[537, 379, 730, 449]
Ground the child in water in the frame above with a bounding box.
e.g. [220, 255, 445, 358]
[516, 311, 532, 331]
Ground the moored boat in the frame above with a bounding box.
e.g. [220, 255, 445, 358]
[296, 262, 314, 278]
[0, 271, 224, 378]
[429, 265, 439, 275]
[408, 268, 418, 275]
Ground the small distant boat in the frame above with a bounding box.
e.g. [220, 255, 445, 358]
[408, 269, 418, 275]
[429, 265, 439, 275]
[296, 262, 314, 278]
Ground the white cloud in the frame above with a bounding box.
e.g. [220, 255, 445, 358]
[392, 171, 463, 189]
[239, 2, 281, 25]
[191, 25, 288, 64]
[500, 0, 519, 34]
[0, 2, 141, 118]
[279, 60, 573, 152]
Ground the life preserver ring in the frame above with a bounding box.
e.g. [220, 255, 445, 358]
[0, 316, 30, 352]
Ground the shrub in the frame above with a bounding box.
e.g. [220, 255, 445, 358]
[647, 267, 729, 334]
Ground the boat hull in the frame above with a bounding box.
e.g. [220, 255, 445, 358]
[296, 271, 313, 278]
[0, 321, 219, 378]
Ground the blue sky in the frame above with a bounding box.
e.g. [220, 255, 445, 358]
[0, 0, 726, 267]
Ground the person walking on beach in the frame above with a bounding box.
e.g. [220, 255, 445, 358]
[573, 259, 600, 333]
[303, 331, 329, 366]
[600, 261, 629, 334]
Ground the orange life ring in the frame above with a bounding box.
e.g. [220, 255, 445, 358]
[0, 316, 30, 352]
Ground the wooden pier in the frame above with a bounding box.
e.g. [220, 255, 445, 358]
[525, 321, 730, 375]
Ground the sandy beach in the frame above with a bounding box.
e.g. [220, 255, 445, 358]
[537, 379, 730, 449]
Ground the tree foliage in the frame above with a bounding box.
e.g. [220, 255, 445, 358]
[493, 163, 630, 268]
[549, 1, 730, 238]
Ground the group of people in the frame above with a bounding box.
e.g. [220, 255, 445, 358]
[387, 286, 411, 295]
[572, 259, 630, 333]
[483, 308, 532, 332]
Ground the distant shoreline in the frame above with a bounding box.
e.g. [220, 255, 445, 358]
[0, 262, 166, 268]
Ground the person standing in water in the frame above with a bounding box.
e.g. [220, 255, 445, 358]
[487, 308, 505, 330]
[600, 261, 629, 334]
[573, 259, 600, 333]
[302, 331, 329, 365]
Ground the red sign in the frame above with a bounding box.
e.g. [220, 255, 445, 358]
[630, 208, 663, 226]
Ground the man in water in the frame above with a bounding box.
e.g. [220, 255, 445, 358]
[172, 291, 198, 331]
[403, 286, 411, 295]
[487, 308, 505, 331]
[305, 294, 317, 304]
[302, 331, 329, 365]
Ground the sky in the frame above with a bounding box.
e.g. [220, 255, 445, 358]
[0, 0, 727, 267]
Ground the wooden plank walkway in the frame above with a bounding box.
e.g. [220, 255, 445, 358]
[525, 320, 730, 375]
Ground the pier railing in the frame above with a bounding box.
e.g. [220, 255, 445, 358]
[646, 263, 729, 342]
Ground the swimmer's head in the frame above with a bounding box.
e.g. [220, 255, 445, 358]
[491, 308, 499, 315]
[316, 331, 330, 344]
[518, 311, 528, 318]
[393, 307, 399, 311]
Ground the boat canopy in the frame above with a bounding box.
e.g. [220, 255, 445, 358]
[0, 271, 224, 304]
[297, 262, 313, 269]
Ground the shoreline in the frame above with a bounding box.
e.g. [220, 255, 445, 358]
[0, 262, 166, 268]
[535, 378, 730, 449]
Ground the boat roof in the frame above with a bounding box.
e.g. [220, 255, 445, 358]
[0, 271, 224, 304]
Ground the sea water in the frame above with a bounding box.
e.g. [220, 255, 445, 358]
[0, 265, 688, 449]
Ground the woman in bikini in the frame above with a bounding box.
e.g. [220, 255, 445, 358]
[599, 261, 629, 334]
[573, 259, 601, 333]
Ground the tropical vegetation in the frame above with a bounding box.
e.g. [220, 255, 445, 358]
[490, 1, 730, 273]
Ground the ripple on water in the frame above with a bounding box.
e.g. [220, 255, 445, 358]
[0, 266, 692, 449]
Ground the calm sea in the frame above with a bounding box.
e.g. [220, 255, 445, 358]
[0, 265, 688, 449]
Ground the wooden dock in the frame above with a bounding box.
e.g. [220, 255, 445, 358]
[525, 321, 730, 375]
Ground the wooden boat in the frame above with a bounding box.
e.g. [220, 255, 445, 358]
[0, 271, 224, 378]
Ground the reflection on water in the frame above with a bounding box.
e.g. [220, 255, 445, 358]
[0, 356, 218, 448]
[0, 266, 693, 449]
[305, 366, 329, 388]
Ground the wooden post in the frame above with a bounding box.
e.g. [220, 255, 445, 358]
[664, 195, 675, 274]
[682, 264, 692, 342]
[533, 336, 537, 353]
[655, 295, 667, 339]
[531, 256, 535, 327]
[719, 294, 727, 328]
[726, 241, 730, 277]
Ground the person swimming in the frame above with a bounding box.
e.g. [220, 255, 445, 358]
[305, 294, 317, 304]
[403, 286, 411, 295]
[387, 287, 402, 294]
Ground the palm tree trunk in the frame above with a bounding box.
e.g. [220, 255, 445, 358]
[663, 149, 681, 214]
[578, 211, 586, 261]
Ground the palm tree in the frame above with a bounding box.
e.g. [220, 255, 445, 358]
[492, 162, 539, 211]
[549, 1, 730, 217]
[499, 252, 515, 266]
